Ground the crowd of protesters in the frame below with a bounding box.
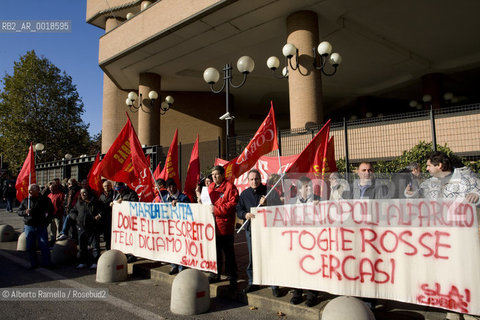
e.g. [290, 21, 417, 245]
[11, 151, 480, 316]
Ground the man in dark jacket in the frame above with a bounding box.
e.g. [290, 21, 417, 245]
[113, 182, 139, 202]
[237, 169, 282, 295]
[3, 181, 16, 212]
[98, 180, 114, 250]
[347, 162, 389, 199]
[70, 189, 103, 269]
[18, 184, 54, 269]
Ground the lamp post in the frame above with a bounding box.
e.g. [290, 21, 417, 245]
[267, 41, 342, 77]
[125, 90, 174, 114]
[203, 56, 255, 159]
[34, 143, 44, 164]
[63, 153, 72, 179]
[33, 143, 44, 187]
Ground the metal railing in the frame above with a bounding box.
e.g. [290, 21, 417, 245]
[35, 103, 480, 186]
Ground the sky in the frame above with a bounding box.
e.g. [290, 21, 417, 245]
[0, 0, 104, 136]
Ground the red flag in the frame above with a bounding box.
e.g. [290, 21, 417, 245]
[87, 153, 103, 197]
[183, 135, 200, 202]
[158, 129, 180, 189]
[93, 116, 155, 202]
[286, 120, 331, 175]
[153, 161, 162, 180]
[15, 143, 36, 202]
[223, 103, 278, 181]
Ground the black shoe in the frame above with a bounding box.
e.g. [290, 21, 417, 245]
[126, 255, 137, 263]
[272, 287, 281, 297]
[243, 284, 259, 294]
[305, 298, 316, 307]
[169, 267, 179, 275]
[229, 280, 237, 291]
[290, 295, 303, 305]
[208, 275, 221, 283]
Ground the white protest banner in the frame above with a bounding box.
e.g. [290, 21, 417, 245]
[252, 198, 480, 315]
[112, 201, 217, 273]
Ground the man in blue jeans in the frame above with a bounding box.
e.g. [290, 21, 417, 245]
[18, 184, 54, 269]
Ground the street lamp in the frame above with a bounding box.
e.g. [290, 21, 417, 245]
[125, 90, 174, 114]
[267, 41, 342, 77]
[203, 56, 255, 159]
[34, 143, 45, 164]
[63, 153, 72, 179]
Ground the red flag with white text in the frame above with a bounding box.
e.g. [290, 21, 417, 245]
[15, 143, 36, 202]
[93, 116, 155, 202]
[87, 153, 103, 197]
[223, 103, 278, 181]
[157, 129, 180, 189]
[183, 135, 200, 202]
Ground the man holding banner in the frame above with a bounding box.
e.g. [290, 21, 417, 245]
[208, 165, 239, 290]
[237, 169, 282, 295]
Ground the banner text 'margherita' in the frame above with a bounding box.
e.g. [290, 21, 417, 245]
[129, 202, 194, 221]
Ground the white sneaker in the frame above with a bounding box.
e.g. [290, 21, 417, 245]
[76, 263, 87, 269]
[89, 264, 97, 270]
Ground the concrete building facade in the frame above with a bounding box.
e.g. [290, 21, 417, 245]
[86, 0, 480, 156]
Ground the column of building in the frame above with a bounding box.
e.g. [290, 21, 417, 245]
[286, 11, 324, 129]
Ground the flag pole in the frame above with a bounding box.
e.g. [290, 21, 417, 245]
[148, 165, 163, 203]
[28, 144, 33, 209]
[237, 172, 286, 233]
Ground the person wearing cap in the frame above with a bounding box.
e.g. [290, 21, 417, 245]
[153, 179, 168, 203]
[162, 178, 190, 204]
[113, 182, 139, 202]
[162, 178, 190, 274]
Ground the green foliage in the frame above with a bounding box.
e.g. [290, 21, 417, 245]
[373, 141, 465, 174]
[0, 51, 91, 172]
[87, 131, 102, 155]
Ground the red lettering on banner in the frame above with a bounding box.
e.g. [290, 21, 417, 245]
[117, 211, 138, 231]
[417, 283, 471, 313]
[113, 230, 133, 246]
[299, 254, 395, 284]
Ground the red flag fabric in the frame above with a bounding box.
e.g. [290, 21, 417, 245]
[87, 153, 103, 197]
[183, 135, 200, 202]
[325, 136, 338, 174]
[15, 143, 36, 202]
[153, 161, 162, 181]
[223, 103, 278, 181]
[93, 116, 155, 202]
[157, 129, 180, 189]
[286, 120, 331, 175]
